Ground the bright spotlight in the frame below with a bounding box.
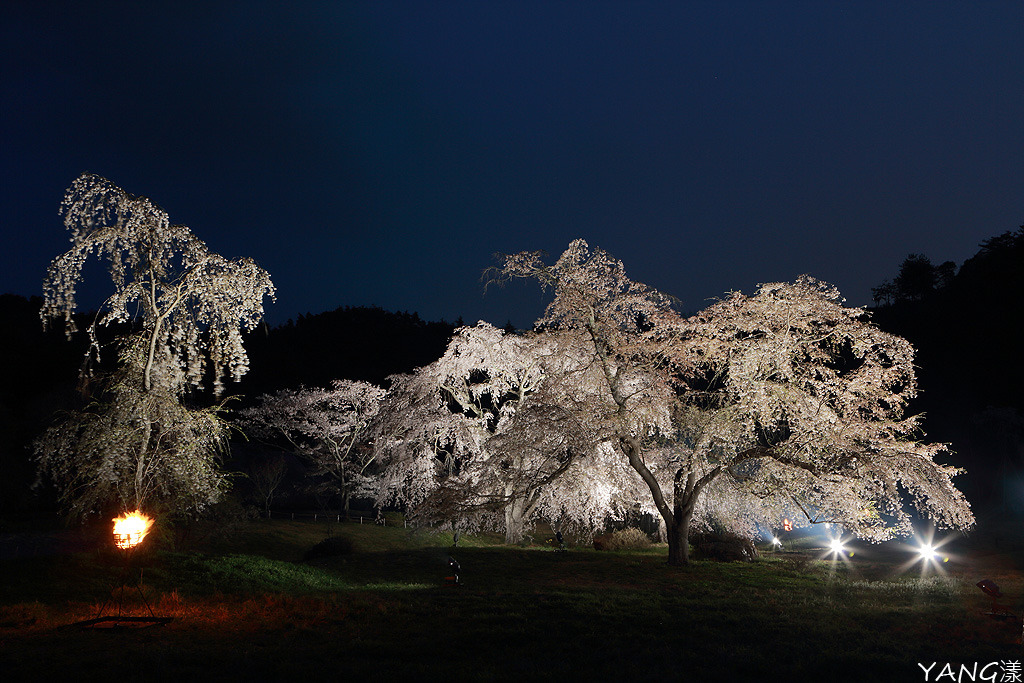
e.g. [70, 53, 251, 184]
[914, 541, 949, 563]
[829, 538, 846, 554]
[904, 532, 955, 573]
[771, 536, 782, 546]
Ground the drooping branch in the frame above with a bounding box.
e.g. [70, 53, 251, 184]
[42, 173, 276, 396]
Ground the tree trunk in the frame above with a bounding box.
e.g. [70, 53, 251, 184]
[665, 505, 694, 566]
[618, 436, 700, 567]
[504, 497, 527, 544]
[133, 411, 152, 512]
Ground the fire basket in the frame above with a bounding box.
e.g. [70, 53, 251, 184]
[68, 510, 173, 630]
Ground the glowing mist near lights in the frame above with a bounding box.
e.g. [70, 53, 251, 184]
[113, 510, 154, 550]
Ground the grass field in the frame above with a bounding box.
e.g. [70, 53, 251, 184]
[1, 516, 1021, 682]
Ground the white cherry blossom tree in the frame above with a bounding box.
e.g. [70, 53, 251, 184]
[35, 337, 232, 518]
[239, 380, 386, 514]
[670, 278, 974, 546]
[372, 322, 627, 542]
[495, 240, 973, 565]
[35, 173, 275, 518]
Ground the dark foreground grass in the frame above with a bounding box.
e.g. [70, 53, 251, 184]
[1, 519, 1021, 682]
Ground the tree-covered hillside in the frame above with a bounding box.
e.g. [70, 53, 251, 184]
[869, 226, 1024, 516]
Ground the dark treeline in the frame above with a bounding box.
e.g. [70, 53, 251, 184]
[0, 294, 88, 512]
[234, 306, 457, 399]
[871, 227, 1024, 411]
[868, 226, 1024, 519]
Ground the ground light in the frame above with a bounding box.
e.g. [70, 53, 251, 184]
[916, 542, 945, 563]
[896, 529, 956, 577]
[821, 535, 857, 579]
[826, 536, 854, 557]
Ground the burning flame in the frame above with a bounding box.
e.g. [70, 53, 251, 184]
[113, 510, 154, 550]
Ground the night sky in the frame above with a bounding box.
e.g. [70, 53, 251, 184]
[3, 2, 1022, 328]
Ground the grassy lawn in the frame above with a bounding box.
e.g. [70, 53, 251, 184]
[1, 518, 1021, 682]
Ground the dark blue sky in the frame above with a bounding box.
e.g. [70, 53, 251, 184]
[3, 1, 1022, 327]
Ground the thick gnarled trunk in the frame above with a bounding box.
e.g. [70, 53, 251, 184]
[666, 521, 688, 566]
[619, 434, 699, 566]
[665, 501, 695, 566]
[504, 496, 528, 544]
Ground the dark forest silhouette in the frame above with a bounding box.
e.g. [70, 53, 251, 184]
[868, 226, 1024, 520]
[234, 306, 456, 396]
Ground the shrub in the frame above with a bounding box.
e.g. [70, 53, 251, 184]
[690, 530, 758, 562]
[593, 527, 652, 551]
[778, 553, 813, 573]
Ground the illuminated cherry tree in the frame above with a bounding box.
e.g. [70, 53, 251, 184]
[372, 322, 630, 542]
[239, 380, 386, 513]
[496, 240, 973, 565]
[42, 172, 275, 396]
[35, 338, 232, 518]
[35, 173, 275, 518]
[670, 278, 974, 544]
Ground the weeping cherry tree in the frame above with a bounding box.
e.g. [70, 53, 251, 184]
[372, 322, 625, 542]
[35, 173, 275, 519]
[667, 278, 974, 548]
[495, 240, 973, 565]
